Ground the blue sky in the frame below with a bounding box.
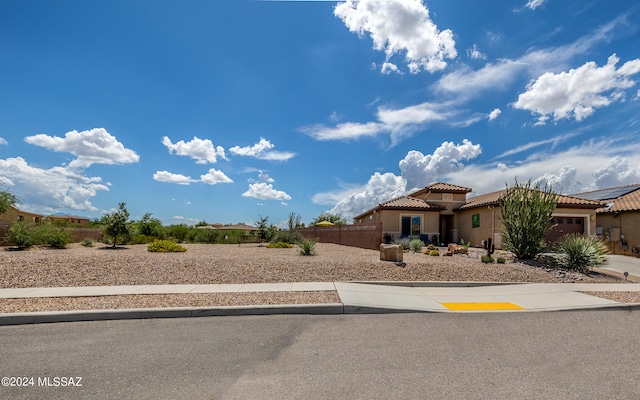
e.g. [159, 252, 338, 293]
[1, 0, 639, 227]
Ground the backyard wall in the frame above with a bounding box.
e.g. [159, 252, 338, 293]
[299, 222, 382, 250]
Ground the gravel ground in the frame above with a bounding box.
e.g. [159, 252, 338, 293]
[582, 291, 640, 303]
[0, 242, 629, 312]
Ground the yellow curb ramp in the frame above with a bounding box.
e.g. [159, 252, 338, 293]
[441, 302, 526, 311]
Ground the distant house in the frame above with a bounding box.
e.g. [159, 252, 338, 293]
[353, 182, 603, 249]
[0, 206, 43, 225]
[572, 184, 640, 256]
[45, 215, 91, 227]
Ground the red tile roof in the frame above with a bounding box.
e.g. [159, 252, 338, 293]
[424, 182, 473, 193]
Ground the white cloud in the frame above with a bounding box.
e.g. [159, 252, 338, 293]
[229, 138, 295, 161]
[495, 132, 579, 158]
[301, 101, 456, 146]
[24, 128, 139, 169]
[200, 168, 233, 185]
[334, 0, 457, 74]
[242, 182, 291, 201]
[525, 0, 545, 10]
[514, 54, 640, 124]
[533, 166, 580, 193]
[0, 157, 109, 211]
[467, 44, 486, 60]
[320, 139, 481, 220]
[0, 137, 7, 145]
[488, 108, 502, 121]
[162, 136, 227, 164]
[153, 171, 196, 185]
[399, 139, 482, 190]
[591, 156, 640, 189]
[381, 62, 402, 75]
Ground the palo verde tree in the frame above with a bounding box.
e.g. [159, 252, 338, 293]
[256, 215, 277, 244]
[499, 178, 558, 260]
[101, 202, 131, 247]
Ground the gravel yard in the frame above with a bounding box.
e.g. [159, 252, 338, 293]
[0, 242, 634, 312]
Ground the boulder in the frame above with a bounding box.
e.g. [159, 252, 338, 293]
[448, 244, 468, 255]
[380, 244, 403, 262]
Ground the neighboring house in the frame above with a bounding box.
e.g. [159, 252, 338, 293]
[45, 215, 91, 227]
[572, 184, 640, 256]
[353, 183, 473, 245]
[456, 190, 602, 249]
[0, 205, 43, 225]
[353, 182, 603, 249]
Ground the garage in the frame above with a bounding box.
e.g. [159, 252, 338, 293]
[546, 216, 586, 243]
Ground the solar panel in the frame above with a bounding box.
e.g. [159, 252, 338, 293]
[573, 184, 640, 201]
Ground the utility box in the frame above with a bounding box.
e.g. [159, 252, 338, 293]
[380, 244, 403, 262]
[609, 228, 621, 242]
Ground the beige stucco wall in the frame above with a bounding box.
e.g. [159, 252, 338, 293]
[0, 206, 42, 225]
[457, 206, 597, 250]
[597, 211, 640, 256]
[376, 210, 440, 240]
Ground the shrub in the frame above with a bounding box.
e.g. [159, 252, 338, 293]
[39, 225, 72, 249]
[4, 220, 36, 250]
[298, 239, 317, 256]
[409, 239, 425, 252]
[382, 233, 394, 244]
[395, 239, 411, 252]
[266, 241, 293, 248]
[481, 255, 494, 263]
[429, 249, 440, 257]
[496, 257, 506, 264]
[147, 240, 187, 252]
[129, 234, 155, 245]
[81, 238, 96, 247]
[425, 243, 437, 251]
[192, 229, 219, 244]
[553, 234, 607, 272]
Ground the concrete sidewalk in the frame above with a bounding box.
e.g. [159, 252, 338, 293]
[2, 281, 640, 325]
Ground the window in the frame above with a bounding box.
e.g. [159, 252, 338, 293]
[576, 218, 582, 224]
[567, 218, 573, 224]
[401, 216, 421, 236]
[556, 218, 564, 224]
[472, 214, 480, 228]
[442, 193, 453, 201]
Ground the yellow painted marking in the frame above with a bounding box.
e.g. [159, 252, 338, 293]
[441, 302, 525, 311]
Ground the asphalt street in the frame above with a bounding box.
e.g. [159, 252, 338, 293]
[2, 312, 640, 399]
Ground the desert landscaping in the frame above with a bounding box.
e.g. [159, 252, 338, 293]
[1, 242, 637, 312]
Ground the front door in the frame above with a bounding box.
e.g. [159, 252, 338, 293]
[440, 215, 453, 245]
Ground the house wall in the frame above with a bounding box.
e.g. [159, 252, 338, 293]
[597, 211, 640, 256]
[0, 207, 42, 225]
[457, 205, 597, 250]
[376, 210, 441, 242]
[47, 216, 90, 227]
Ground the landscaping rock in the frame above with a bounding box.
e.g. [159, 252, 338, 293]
[380, 244, 403, 263]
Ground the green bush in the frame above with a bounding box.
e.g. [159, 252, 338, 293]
[4, 220, 36, 249]
[38, 224, 72, 249]
[266, 241, 293, 248]
[298, 239, 317, 256]
[147, 240, 187, 253]
[395, 239, 411, 252]
[429, 249, 440, 257]
[481, 255, 494, 263]
[81, 238, 95, 247]
[409, 239, 425, 252]
[130, 234, 155, 245]
[496, 257, 506, 264]
[192, 229, 219, 244]
[553, 234, 607, 271]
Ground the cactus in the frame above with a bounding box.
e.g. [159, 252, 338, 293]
[484, 237, 495, 258]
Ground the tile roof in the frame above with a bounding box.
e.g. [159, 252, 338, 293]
[458, 189, 603, 210]
[379, 196, 446, 210]
[593, 186, 640, 213]
[424, 182, 473, 193]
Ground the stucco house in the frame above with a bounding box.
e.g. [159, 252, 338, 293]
[45, 215, 91, 227]
[0, 205, 43, 226]
[354, 182, 604, 249]
[572, 184, 640, 256]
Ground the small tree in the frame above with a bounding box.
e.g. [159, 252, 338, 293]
[499, 179, 558, 260]
[286, 212, 303, 243]
[135, 212, 164, 238]
[256, 215, 277, 245]
[0, 188, 18, 214]
[101, 202, 131, 247]
[310, 212, 347, 226]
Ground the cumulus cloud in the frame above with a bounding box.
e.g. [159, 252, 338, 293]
[0, 137, 7, 145]
[24, 128, 139, 169]
[488, 108, 502, 121]
[228, 138, 295, 161]
[0, 157, 109, 211]
[153, 171, 197, 185]
[162, 136, 227, 164]
[514, 54, 640, 124]
[242, 182, 291, 201]
[319, 139, 481, 220]
[200, 168, 233, 185]
[533, 166, 580, 193]
[399, 139, 482, 190]
[334, 0, 457, 74]
[591, 156, 640, 189]
[381, 62, 402, 75]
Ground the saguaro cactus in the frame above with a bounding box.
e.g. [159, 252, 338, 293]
[484, 237, 495, 258]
